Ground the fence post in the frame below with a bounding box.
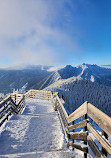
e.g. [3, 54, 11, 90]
[15, 94, 16, 104]
[54, 98, 58, 111]
[67, 113, 70, 149]
[102, 130, 108, 157]
[83, 97, 88, 158]
[72, 120, 75, 150]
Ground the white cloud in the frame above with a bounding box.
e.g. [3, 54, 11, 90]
[0, 0, 82, 67]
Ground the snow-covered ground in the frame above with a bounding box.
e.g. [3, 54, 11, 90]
[0, 98, 83, 158]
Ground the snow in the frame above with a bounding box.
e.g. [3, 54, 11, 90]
[0, 98, 83, 158]
[90, 75, 95, 82]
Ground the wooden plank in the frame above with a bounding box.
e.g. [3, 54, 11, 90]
[24, 90, 52, 99]
[0, 104, 11, 117]
[30, 89, 52, 94]
[0, 95, 11, 108]
[87, 103, 111, 137]
[57, 109, 69, 143]
[24, 90, 31, 98]
[30, 96, 52, 100]
[69, 131, 88, 141]
[87, 123, 111, 155]
[0, 111, 12, 126]
[32, 94, 51, 97]
[31, 92, 52, 95]
[67, 142, 88, 153]
[56, 95, 68, 119]
[57, 102, 68, 127]
[68, 119, 88, 131]
[68, 101, 88, 124]
[87, 135, 105, 158]
[30, 93, 51, 96]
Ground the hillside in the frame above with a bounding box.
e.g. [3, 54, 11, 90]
[0, 66, 53, 94]
[45, 77, 111, 117]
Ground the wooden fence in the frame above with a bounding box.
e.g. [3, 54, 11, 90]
[0, 90, 52, 128]
[53, 95, 111, 158]
[0, 93, 25, 127]
[0, 89, 111, 158]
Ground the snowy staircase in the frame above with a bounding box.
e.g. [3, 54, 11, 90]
[0, 89, 111, 158]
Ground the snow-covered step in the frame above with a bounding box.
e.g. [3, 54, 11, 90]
[0, 98, 83, 158]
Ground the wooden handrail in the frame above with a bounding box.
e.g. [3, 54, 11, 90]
[87, 123, 111, 155]
[56, 95, 68, 119]
[52, 93, 111, 157]
[87, 103, 111, 137]
[68, 101, 88, 123]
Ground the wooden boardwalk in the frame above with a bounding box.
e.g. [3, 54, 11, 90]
[0, 98, 80, 158]
[0, 89, 111, 157]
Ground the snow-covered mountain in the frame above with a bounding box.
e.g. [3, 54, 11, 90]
[51, 63, 111, 87]
[44, 63, 111, 117]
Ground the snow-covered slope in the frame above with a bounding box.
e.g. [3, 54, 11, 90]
[45, 77, 111, 117]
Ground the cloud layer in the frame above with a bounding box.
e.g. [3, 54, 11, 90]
[0, 0, 97, 68]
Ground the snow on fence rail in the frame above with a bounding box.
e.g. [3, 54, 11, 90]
[0, 89, 111, 158]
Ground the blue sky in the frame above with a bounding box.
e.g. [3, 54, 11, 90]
[0, 0, 111, 68]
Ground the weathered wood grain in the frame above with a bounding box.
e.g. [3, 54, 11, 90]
[67, 142, 88, 153]
[68, 119, 88, 131]
[87, 103, 111, 137]
[87, 135, 105, 158]
[87, 123, 111, 155]
[68, 101, 88, 124]
[69, 131, 88, 141]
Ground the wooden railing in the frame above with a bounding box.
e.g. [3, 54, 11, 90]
[0, 90, 52, 128]
[0, 93, 25, 127]
[53, 95, 111, 158]
[24, 89, 52, 100]
[0, 89, 111, 158]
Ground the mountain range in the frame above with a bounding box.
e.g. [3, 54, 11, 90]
[0, 63, 111, 94]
